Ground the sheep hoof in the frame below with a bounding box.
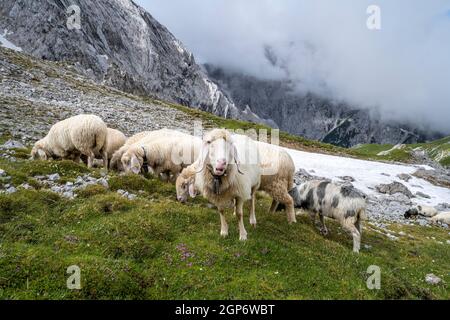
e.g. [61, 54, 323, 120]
[220, 231, 229, 238]
[239, 234, 248, 241]
[320, 228, 329, 236]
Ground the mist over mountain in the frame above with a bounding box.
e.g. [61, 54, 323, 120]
[204, 64, 442, 147]
[139, 0, 450, 135]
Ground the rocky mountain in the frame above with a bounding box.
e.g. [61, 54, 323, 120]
[205, 64, 442, 147]
[0, 0, 269, 125]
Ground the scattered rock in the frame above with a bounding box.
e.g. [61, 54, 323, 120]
[415, 191, 431, 199]
[338, 176, 355, 183]
[48, 173, 60, 181]
[413, 168, 450, 188]
[62, 191, 74, 199]
[97, 178, 109, 188]
[117, 189, 136, 200]
[397, 173, 412, 182]
[425, 274, 442, 285]
[19, 183, 33, 190]
[2, 140, 25, 149]
[0, 169, 5, 176]
[6, 186, 17, 194]
[375, 182, 413, 198]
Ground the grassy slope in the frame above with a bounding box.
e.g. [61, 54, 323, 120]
[0, 153, 449, 300]
[354, 137, 450, 167]
[1, 49, 449, 299]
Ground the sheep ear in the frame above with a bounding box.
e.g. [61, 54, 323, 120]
[196, 142, 209, 173]
[130, 155, 141, 174]
[188, 183, 197, 198]
[231, 142, 243, 175]
[37, 149, 47, 160]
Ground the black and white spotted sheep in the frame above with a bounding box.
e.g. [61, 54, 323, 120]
[289, 180, 367, 253]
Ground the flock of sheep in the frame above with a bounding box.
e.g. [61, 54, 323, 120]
[30, 114, 449, 253]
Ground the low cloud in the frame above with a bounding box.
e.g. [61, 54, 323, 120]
[137, 0, 450, 132]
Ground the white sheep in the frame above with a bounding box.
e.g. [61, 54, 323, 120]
[194, 129, 261, 241]
[176, 138, 296, 224]
[110, 129, 186, 171]
[289, 180, 367, 253]
[31, 114, 107, 168]
[430, 212, 450, 224]
[404, 205, 438, 219]
[121, 133, 202, 182]
[100, 128, 127, 168]
[256, 141, 296, 224]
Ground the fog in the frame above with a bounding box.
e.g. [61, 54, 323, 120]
[136, 0, 450, 132]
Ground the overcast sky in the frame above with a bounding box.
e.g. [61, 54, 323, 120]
[135, 0, 450, 132]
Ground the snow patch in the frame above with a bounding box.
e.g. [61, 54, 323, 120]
[173, 40, 185, 54]
[285, 147, 450, 207]
[0, 29, 22, 52]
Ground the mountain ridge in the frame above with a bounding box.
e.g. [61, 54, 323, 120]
[0, 0, 271, 126]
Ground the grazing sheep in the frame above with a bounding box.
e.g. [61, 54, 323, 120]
[194, 129, 261, 241]
[110, 129, 185, 171]
[404, 205, 438, 219]
[100, 128, 127, 168]
[31, 114, 107, 168]
[176, 160, 201, 203]
[256, 141, 296, 224]
[176, 138, 296, 224]
[121, 133, 202, 182]
[430, 212, 450, 224]
[289, 180, 367, 253]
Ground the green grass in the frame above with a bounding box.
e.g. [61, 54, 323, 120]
[354, 137, 450, 167]
[0, 159, 448, 300]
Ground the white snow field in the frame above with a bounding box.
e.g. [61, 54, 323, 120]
[285, 148, 450, 208]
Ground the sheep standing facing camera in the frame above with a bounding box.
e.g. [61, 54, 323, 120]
[194, 129, 261, 241]
[289, 181, 367, 253]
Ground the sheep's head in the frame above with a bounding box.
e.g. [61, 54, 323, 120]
[121, 148, 143, 174]
[404, 208, 419, 219]
[31, 139, 49, 160]
[176, 169, 197, 203]
[198, 129, 241, 177]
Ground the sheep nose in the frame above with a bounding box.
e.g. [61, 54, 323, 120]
[177, 196, 186, 203]
[216, 159, 227, 169]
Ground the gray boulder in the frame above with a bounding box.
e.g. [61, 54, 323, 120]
[376, 182, 414, 198]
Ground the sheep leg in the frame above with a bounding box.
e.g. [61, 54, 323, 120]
[343, 223, 361, 253]
[309, 211, 317, 226]
[268, 181, 296, 224]
[219, 208, 229, 238]
[86, 151, 95, 168]
[102, 151, 109, 170]
[249, 186, 257, 228]
[319, 215, 329, 236]
[235, 198, 247, 241]
[269, 200, 279, 214]
[355, 216, 363, 237]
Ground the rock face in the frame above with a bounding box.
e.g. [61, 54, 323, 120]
[0, 0, 267, 125]
[205, 64, 442, 147]
[375, 182, 414, 198]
